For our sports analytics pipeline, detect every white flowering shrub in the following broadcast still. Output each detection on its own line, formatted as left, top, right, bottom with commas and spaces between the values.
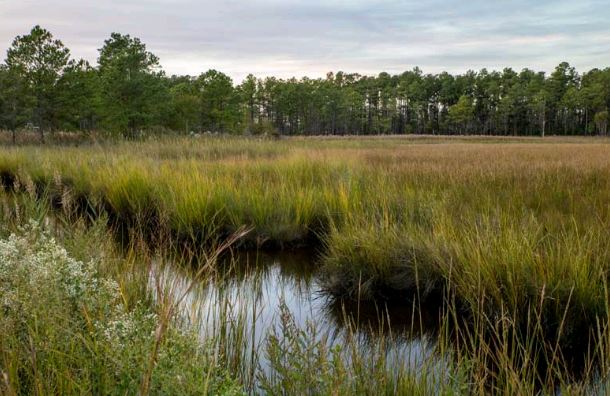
0, 221, 243, 395
0, 221, 120, 338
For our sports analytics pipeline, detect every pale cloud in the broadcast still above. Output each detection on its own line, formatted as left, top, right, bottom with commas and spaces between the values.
0, 0, 608, 82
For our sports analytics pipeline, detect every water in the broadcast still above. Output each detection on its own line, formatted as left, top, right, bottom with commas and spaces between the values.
151, 250, 448, 387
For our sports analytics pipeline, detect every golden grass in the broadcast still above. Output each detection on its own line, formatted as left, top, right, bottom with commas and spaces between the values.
3, 135, 610, 390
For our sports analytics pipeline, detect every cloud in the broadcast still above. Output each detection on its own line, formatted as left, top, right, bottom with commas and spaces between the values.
0, 0, 608, 82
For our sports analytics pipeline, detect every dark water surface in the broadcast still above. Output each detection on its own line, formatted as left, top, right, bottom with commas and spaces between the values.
152, 250, 448, 386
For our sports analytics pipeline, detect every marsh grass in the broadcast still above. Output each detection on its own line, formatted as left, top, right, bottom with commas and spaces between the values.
0, 193, 458, 395
3, 136, 610, 393
0, 194, 247, 395
257, 302, 457, 396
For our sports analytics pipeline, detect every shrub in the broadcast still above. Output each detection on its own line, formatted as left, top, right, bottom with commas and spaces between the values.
0, 221, 243, 395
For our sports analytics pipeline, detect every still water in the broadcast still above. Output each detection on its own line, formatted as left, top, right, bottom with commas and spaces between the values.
151, 250, 448, 386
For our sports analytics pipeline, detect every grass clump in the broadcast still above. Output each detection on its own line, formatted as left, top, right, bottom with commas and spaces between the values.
258, 303, 460, 396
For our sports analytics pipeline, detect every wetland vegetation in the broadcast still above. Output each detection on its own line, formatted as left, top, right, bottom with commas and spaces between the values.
2, 135, 610, 394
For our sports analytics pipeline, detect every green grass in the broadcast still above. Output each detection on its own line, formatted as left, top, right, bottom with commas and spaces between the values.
0, 193, 460, 395
0, 196, 244, 395
2, 135, 610, 393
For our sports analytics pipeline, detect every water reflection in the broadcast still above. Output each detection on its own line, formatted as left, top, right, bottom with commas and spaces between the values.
152, 250, 447, 384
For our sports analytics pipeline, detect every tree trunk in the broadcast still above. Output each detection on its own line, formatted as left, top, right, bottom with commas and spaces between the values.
584, 108, 588, 135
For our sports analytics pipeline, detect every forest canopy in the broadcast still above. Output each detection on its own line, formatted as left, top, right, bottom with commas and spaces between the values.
1, 26, 609, 137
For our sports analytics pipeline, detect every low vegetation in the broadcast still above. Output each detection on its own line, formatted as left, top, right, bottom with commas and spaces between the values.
0, 207, 244, 394
0, 192, 460, 395
3, 135, 610, 393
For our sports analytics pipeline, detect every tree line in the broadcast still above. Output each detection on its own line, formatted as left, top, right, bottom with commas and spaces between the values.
1, 25, 609, 138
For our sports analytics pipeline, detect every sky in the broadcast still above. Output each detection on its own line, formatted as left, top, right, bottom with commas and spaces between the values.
0, 0, 609, 83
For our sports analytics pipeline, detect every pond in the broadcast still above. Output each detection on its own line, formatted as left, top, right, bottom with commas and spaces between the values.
151, 250, 449, 389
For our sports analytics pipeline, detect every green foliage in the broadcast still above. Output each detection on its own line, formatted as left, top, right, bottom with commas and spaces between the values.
447, 95, 474, 133
197, 69, 241, 133
168, 78, 200, 133
55, 59, 100, 130
594, 110, 608, 134
2, 25, 610, 137
0, 65, 31, 134
239, 73, 258, 131
97, 32, 169, 135
249, 119, 279, 136
0, 217, 243, 395
5, 25, 70, 136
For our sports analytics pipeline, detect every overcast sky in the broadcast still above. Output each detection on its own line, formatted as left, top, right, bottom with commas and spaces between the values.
0, 0, 608, 82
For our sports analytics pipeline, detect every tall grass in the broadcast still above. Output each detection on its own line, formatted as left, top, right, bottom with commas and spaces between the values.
0, 193, 459, 395
0, 194, 246, 395
3, 135, 610, 393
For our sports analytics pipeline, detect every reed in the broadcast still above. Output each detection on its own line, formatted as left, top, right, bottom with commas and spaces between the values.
3, 135, 610, 393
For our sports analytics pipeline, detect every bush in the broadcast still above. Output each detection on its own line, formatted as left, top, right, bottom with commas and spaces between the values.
248, 120, 279, 137
0, 221, 243, 395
